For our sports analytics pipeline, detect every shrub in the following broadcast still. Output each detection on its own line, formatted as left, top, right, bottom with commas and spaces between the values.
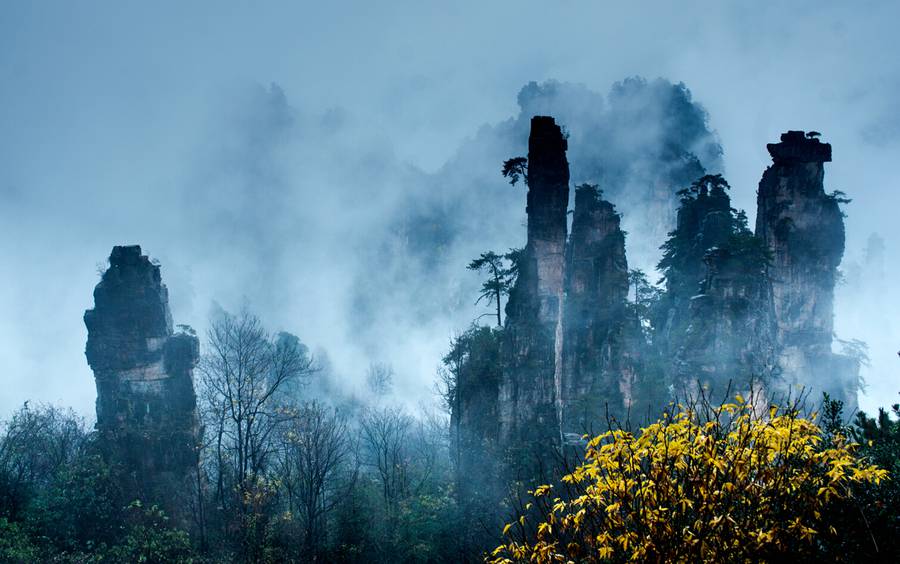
490, 399, 887, 563
0, 517, 39, 563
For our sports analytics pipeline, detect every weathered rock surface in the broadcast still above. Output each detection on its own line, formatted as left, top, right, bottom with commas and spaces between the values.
559, 185, 632, 437
465, 125, 860, 493
661, 178, 733, 324
446, 326, 504, 550
499, 116, 569, 449
450, 328, 503, 457
678, 244, 776, 399
658, 176, 743, 392
85, 245, 199, 502
755, 131, 858, 411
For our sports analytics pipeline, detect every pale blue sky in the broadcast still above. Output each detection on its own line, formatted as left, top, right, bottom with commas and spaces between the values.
1, 1, 898, 417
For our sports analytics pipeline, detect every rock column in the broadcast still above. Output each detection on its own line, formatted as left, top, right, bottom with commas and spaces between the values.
560, 185, 631, 439
499, 116, 570, 450
85, 245, 200, 508
755, 131, 857, 410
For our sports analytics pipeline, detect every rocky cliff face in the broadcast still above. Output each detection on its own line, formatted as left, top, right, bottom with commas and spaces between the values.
658, 176, 743, 390
499, 116, 569, 449
85, 245, 200, 503
660, 178, 733, 313
446, 326, 504, 549
755, 131, 858, 410
471, 125, 859, 489
677, 244, 776, 399
559, 185, 633, 438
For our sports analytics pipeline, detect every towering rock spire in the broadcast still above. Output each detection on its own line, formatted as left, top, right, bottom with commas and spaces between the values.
523, 116, 571, 325
85, 245, 200, 510
755, 131, 858, 410
560, 185, 632, 438
499, 116, 570, 450
658, 175, 743, 389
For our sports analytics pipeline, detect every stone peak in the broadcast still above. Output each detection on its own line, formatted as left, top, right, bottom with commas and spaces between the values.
767, 130, 831, 164
109, 245, 147, 266
529, 115, 568, 152
101, 245, 163, 289
573, 184, 616, 215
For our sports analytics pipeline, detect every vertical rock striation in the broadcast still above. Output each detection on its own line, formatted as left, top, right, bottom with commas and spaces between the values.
755, 131, 858, 411
462, 125, 860, 505
499, 116, 570, 450
85, 245, 200, 505
560, 185, 632, 439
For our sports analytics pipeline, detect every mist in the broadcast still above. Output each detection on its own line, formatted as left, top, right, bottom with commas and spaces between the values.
2, 0, 899, 420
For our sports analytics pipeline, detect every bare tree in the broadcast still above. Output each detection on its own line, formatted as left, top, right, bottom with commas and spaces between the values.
197, 307, 315, 557
359, 406, 439, 512
359, 406, 414, 512
365, 362, 394, 397
277, 401, 354, 557
0, 403, 87, 519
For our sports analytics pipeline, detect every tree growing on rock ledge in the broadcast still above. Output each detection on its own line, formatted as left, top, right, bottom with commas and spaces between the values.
502, 157, 528, 187
467, 250, 519, 327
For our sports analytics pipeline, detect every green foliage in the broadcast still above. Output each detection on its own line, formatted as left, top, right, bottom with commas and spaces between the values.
0, 517, 38, 563
815, 394, 900, 559
853, 400, 900, 469
0, 403, 86, 521
659, 174, 742, 293
105, 502, 195, 564
827, 189, 852, 205
820, 393, 846, 438
7, 299, 897, 564
440, 325, 503, 417
503, 248, 523, 283
723, 228, 771, 272
332, 479, 378, 562
501, 157, 528, 186
467, 251, 518, 327
29, 449, 124, 553
0, 403, 200, 562
439, 325, 508, 559
678, 173, 730, 197
393, 491, 457, 563
655, 172, 771, 388
848, 400, 900, 556
626, 268, 663, 334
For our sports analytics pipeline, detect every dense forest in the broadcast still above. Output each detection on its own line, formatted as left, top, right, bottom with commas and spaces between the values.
2, 111, 899, 563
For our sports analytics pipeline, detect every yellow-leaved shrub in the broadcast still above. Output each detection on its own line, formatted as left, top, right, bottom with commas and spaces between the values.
490, 400, 887, 563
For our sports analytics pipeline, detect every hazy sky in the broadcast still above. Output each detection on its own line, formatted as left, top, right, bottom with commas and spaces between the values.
2, 1, 898, 418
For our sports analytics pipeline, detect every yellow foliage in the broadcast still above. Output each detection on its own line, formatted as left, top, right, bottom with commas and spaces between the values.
489, 400, 887, 563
